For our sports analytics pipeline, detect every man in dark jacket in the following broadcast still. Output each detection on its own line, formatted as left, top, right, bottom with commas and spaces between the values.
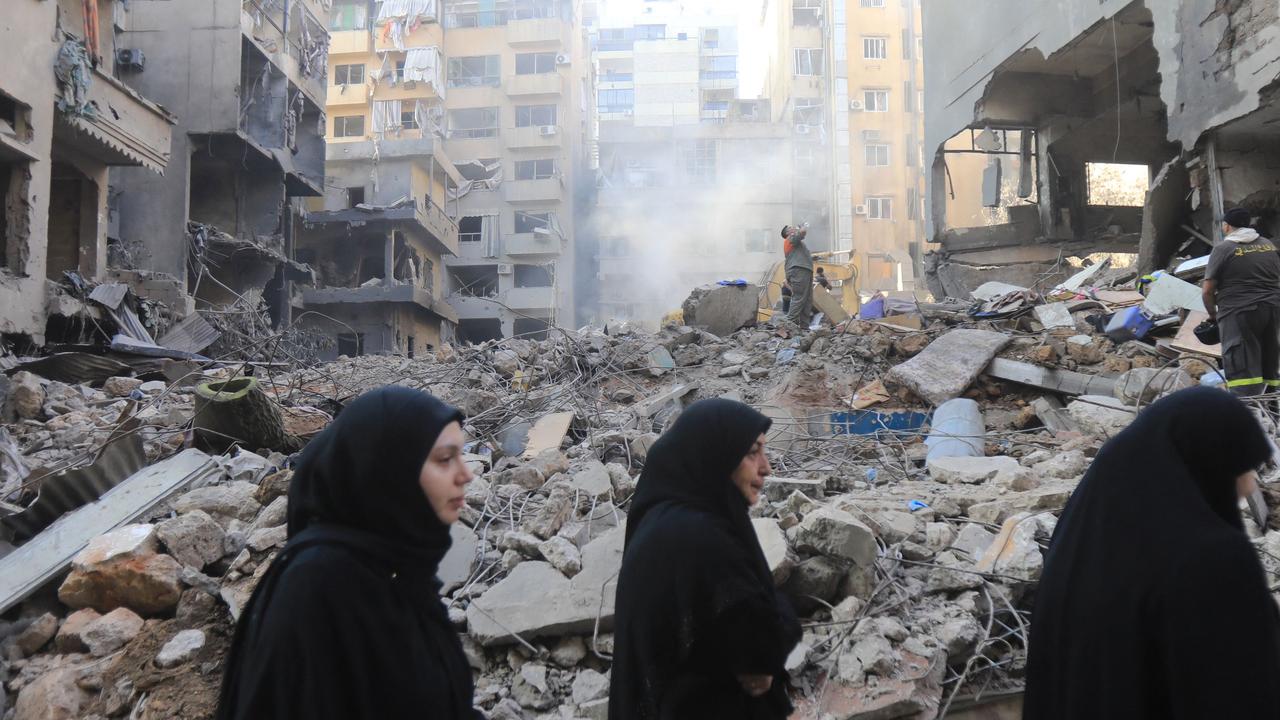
781, 225, 813, 325
1203, 207, 1280, 396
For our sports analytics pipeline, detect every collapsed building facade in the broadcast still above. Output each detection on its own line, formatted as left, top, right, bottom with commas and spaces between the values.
110, 0, 330, 325
923, 0, 1280, 299
1, 0, 173, 345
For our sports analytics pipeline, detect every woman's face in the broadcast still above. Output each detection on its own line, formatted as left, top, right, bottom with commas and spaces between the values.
418, 422, 475, 524
731, 434, 771, 506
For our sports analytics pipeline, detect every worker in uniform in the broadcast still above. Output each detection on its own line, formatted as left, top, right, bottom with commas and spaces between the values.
781, 224, 813, 325
1203, 207, 1280, 396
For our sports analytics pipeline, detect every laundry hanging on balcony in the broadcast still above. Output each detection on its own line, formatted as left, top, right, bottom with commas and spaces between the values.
377, 0, 438, 50
402, 46, 445, 98
449, 160, 504, 201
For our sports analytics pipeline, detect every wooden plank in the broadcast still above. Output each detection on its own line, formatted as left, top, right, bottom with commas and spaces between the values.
521, 412, 575, 460
1091, 290, 1145, 306
0, 449, 219, 614
1169, 310, 1222, 358
876, 314, 923, 330
811, 285, 851, 324
986, 358, 1117, 397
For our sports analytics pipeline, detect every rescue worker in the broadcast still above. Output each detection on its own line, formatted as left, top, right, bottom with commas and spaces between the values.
815, 267, 832, 291
1202, 207, 1280, 396
781, 225, 813, 325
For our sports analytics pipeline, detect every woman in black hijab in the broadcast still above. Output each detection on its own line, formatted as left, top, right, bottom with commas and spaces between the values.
610, 398, 801, 719
216, 386, 482, 720
1025, 387, 1280, 719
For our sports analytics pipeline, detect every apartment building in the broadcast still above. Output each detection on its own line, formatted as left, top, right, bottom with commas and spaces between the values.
842, 0, 923, 292
1, 0, 172, 343
113, 0, 330, 322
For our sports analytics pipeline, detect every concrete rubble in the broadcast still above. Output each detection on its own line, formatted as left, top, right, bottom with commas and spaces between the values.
0, 283, 1273, 719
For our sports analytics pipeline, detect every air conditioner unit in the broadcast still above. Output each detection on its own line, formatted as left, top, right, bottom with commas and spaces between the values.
498, 263, 514, 274
854, 205, 868, 215
793, 124, 811, 135
540, 125, 558, 136
116, 48, 145, 71
556, 53, 571, 65
849, 100, 863, 112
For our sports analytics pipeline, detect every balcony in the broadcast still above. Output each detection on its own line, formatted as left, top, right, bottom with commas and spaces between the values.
301, 284, 459, 322
503, 178, 563, 204
505, 73, 563, 97
507, 286, 556, 310
699, 72, 737, 90
507, 18, 568, 46
330, 30, 372, 55
55, 65, 173, 173
449, 294, 503, 320
306, 200, 459, 256
504, 232, 562, 257
506, 125, 563, 149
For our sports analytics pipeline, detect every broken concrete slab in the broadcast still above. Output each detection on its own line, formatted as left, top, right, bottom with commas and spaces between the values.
681, 283, 760, 337
986, 358, 1117, 397
887, 329, 1009, 405
439, 523, 479, 592
155, 628, 206, 668
793, 649, 945, 720
793, 507, 878, 567
752, 517, 795, 585
1034, 302, 1076, 329
927, 456, 1032, 490
467, 526, 624, 646
1031, 396, 1082, 435
1113, 367, 1194, 405
1067, 395, 1135, 436
570, 461, 613, 499
521, 412, 574, 460
155, 510, 225, 570
82, 607, 144, 656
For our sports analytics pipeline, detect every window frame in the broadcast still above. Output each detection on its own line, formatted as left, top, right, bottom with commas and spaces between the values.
515, 104, 558, 128
865, 143, 891, 167
863, 36, 888, 60
867, 196, 893, 220
333, 63, 365, 85
334, 115, 365, 138
514, 158, 558, 181
794, 48, 825, 76
447, 55, 501, 88
514, 210, 553, 234
448, 107, 499, 138
863, 89, 889, 112
515, 52, 558, 75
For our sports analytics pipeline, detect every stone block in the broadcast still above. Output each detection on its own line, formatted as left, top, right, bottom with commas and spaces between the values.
886, 329, 1009, 405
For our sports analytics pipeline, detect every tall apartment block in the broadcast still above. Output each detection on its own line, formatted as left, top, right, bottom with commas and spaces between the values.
113, 0, 331, 322
1, 0, 172, 343
309, 0, 591, 349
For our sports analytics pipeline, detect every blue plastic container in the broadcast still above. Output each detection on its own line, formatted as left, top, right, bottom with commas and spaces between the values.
1104, 306, 1155, 343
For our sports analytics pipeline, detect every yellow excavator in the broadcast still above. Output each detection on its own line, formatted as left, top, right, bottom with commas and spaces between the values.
660, 251, 861, 326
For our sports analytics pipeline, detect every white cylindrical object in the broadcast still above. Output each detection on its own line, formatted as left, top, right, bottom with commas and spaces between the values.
925, 398, 985, 461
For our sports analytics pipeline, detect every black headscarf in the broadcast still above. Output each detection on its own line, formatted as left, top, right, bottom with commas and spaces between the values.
1025, 387, 1280, 719
217, 386, 481, 720
610, 399, 801, 720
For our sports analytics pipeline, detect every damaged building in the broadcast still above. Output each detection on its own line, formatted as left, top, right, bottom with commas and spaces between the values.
110, 0, 330, 325
923, 0, 1280, 299
0, 0, 173, 345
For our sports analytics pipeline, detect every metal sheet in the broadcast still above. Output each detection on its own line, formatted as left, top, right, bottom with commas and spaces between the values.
11, 353, 132, 384
88, 283, 129, 310
156, 313, 221, 355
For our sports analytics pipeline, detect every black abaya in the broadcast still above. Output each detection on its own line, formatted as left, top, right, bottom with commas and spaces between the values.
610, 399, 802, 720
216, 387, 481, 720
1024, 387, 1280, 719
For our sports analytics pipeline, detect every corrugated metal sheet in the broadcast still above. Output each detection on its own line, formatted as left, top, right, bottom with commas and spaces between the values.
2, 431, 147, 541
157, 313, 221, 355
12, 353, 132, 384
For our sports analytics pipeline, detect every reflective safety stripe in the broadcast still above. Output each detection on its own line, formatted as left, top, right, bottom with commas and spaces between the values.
1226, 377, 1266, 388
1268, 380, 1280, 387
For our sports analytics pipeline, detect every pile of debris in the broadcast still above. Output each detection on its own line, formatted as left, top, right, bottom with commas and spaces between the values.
0, 272, 1271, 720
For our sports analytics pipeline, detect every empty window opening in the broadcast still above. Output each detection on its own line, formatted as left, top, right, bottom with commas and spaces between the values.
337, 332, 364, 357
459, 215, 483, 243
457, 318, 503, 344
514, 263, 554, 287
793, 0, 821, 25
515, 210, 552, 234
1087, 162, 1149, 207
407, 336, 416, 358
450, 265, 499, 297
347, 187, 365, 207
448, 56, 501, 87
449, 107, 499, 138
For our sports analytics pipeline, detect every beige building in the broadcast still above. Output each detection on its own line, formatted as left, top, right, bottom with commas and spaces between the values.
1, 0, 172, 343
311, 0, 592, 347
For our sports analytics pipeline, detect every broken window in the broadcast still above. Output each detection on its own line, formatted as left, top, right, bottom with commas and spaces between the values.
516, 52, 558, 75
450, 265, 499, 297
863, 36, 887, 60
337, 332, 364, 356
449, 107, 498, 138
597, 89, 634, 114
794, 48, 824, 76
457, 318, 503, 343
347, 187, 365, 207
515, 210, 552, 234
793, 0, 821, 26
793, 98, 823, 127
682, 139, 717, 184
334, 64, 365, 85
1086, 162, 1149, 207
514, 263, 553, 288
863, 89, 889, 112
515, 158, 557, 180
330, 1, 368, 30
867, 196, 893, 220
516, 104, 557, 127
459, 215, 483, 243
401, 101, 419, 129
334, 115, 365, 138
447, 56, 500, 87
745, 229, 771, 253
865, 143, 890, 167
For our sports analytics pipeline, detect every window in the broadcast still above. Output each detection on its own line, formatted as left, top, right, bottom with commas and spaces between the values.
337, 333, 364, 356
745, 229, 772, 253
459, 216, 483, 243
395, 61, 406, 82
861, 0, 885, 6
863, 36, 888, 60
347, 187, 365, 207
793, 0, 821, 25
682, 139, 717, 184
515, 104, 557, 127
794, 48, 824, 76
636, 24, 665, 40
447, 56, 500, 87
598, 89, 634, 113
330, 0, 368, 30
1086, 162, 1150, 206
448, 107, 498, 138
865, 143, 890, 166
702, 55, 736, 81
863, 89, 889, 112
702, 28, 719, 48
401, 101, 419, 129
514, 264, 554, 288
598, 28, 634, 51
516, 52, 558, 75
515, 211, 552, 233
334, 115, 364, 138
515, 158, 557, 180
334, 64, 365, 85
867, 196, 893, 220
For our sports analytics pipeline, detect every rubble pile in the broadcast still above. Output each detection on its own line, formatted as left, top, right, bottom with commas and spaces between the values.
0, 274, 1274, 719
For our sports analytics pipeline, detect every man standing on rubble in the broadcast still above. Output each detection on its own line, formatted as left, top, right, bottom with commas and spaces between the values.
1202, 207, 1280, 396
781, 224, 814, 325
